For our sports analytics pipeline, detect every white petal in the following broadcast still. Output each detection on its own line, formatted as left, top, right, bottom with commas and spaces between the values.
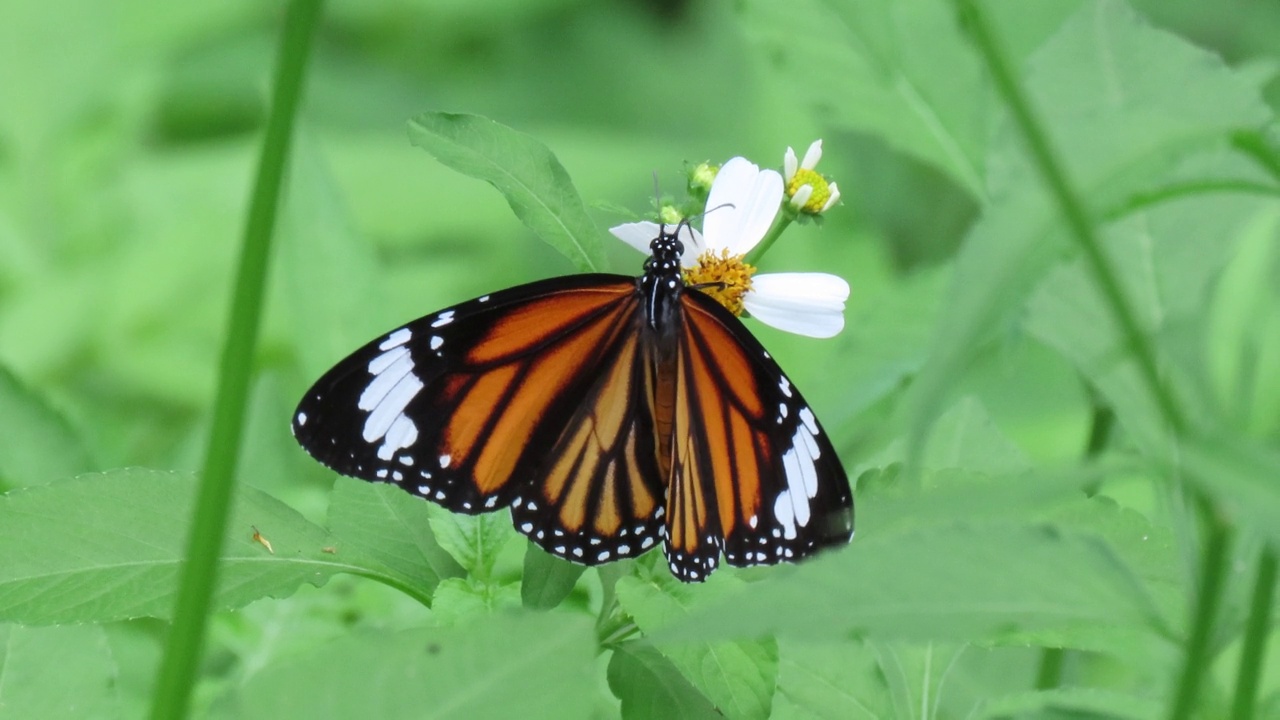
702, 157, 783, 256
801, 139, 823, 170
610, 221, 704, 262
743, 272, 849, 338
609, 222, 660, 256
790, 184, 813, 210
784, 146, 798, 182
822, 183, 841, 212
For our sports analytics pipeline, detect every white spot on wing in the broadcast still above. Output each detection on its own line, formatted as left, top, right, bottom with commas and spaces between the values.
439, 454, 452, 468
379, 328, 412, 350
431, 310, 456, 328
779, 376, 792, 397
799, 406, 818, 435
774, 487, 798, 541
366, 346, 409, 378
296, 411, 307, 426
430, 336, 444, 351
377, 414, 419, 461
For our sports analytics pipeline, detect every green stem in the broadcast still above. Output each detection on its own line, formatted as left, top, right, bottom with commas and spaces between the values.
952, 0, 1186, 436
1169, 502, 1231, 720
1230, 546, 1277, 720
148, 2, 322, 718
952, 3, 1240, 715
744, 213, 794, 267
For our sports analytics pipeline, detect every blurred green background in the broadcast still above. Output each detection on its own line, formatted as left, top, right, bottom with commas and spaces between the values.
2, 0, 1280, 718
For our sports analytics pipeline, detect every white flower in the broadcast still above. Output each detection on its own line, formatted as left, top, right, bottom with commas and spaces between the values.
784, 140, 840, 214
609, 156, 848, 338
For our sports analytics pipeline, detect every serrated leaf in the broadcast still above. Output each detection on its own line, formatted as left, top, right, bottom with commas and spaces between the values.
773, 638, 893, 720
521, 546, 585, 610
608, 642, 720, 720
0, 623, 119, 720
429, 577, 522, 626
742, 0, 987, 197
408, 112, 605, 272
906, 0, 1272, 458
656, 523, 1157, 646
427, 504, 515, 581
616, 574, 777, 720
0, 469, 351, 624
327, 480, 464, 595
224, 612, 597, 720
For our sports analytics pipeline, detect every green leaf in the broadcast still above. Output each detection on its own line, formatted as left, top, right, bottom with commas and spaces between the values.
1182, 432, 1280, 546
0, 469, 349, 624
741, 0, 989, 198
0, 623, 119, 719
427, 504, 515, 582
656, 523, 1157, 646
521, 546, 585, 610
225, 612, 597, 720
975, 687, 1161, 719
408, 112, 605, 272
608, 642, 721, 720
327, 480, 465, 596
906, 0, 1272, 456
429, 577, 522, 626
0, 364, 93, 488
616, 574, 777, 720
773, 638, 894, 720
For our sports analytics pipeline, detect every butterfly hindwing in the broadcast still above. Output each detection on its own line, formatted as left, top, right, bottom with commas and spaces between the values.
508, 317, 667, 564
663, 289, 853, 581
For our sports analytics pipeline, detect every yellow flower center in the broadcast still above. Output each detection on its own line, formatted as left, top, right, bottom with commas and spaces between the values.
787, 168, 831, 213
682, 249, 756, 316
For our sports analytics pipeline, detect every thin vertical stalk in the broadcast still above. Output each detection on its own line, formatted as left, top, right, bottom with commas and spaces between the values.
949, 2, 1232, 716
1170, 503, 1231, 720
1230, 547, 1277, 720
951, 0, 1184, 436
149, 1, 322, 717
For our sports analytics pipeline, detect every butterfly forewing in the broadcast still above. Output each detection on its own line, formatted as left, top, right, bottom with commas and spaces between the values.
295, 275, 636, 512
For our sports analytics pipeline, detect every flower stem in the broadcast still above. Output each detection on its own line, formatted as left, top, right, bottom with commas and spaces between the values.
1169, 501, 1231, 720
744, 213, 794, 266
148, 2, 322, 718
1230, 546, 1277, 720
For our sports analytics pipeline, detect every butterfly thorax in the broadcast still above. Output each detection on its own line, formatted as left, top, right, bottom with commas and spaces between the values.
638, 226, 686, 480
638, 226, 686, 337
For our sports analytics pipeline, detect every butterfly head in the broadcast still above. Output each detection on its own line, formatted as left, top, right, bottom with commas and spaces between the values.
639, 223, 690, 334
648, 223, 685, 264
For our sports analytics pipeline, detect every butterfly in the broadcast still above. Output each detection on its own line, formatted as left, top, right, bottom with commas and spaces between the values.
292, 223, 854, 582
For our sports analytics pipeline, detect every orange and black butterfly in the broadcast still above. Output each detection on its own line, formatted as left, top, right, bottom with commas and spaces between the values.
292, 224, 853, 582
